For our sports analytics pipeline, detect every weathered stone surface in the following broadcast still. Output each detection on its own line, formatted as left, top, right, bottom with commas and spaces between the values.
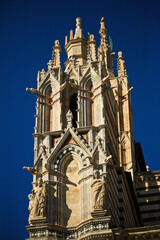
24, 17, 160, 240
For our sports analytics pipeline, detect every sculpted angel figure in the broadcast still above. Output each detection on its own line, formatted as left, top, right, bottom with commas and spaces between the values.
91, 170, 107, 210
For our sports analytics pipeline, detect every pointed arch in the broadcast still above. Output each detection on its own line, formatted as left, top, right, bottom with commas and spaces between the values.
79, 76, 94, 127
50, 144, 90, 172
49, 144, 90, 227
38, 80, 52, 132
38, 76, 61, 132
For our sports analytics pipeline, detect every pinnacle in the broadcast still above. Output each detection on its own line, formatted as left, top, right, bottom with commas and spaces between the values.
74, 17, 84, 39
118, 51, 123, 58
100, 17, 106, 30
99, 17, 108, 36
76, 17, 82, 29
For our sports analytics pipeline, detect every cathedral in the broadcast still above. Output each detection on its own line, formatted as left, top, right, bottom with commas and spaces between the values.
24, 17, 160, 240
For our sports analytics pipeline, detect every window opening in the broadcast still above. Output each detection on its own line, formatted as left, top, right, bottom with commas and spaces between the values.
69, 93, 78, 128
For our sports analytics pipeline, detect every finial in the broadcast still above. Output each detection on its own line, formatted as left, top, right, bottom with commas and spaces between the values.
98, 17, 109, 64
52, 40, 61, 68
118, 51, 123, 58
70, 30, 73, 40
100, 17, 106, 30
99, 17, 108, 36
74, 17, 83, 39
88, 33, 96, 61
54, 40, 60, 47
88, 33, 95, 41
117, 51, 127, 76
76, 17, 82, 28
65, 35, 68, 45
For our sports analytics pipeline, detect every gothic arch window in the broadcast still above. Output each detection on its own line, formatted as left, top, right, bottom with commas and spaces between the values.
69, 93, 78, 128
86, 81, 94, 126
90, 85, 94, 126
45, 84, 52, 131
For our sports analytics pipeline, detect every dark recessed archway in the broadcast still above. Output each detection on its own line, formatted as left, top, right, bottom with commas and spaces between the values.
69, 93, 78, 128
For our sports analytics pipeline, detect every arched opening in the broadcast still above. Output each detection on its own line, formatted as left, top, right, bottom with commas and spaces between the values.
45, 85, 52, 131
86, 82, 94, 126
69, 93, 78, 128
90, 85, 94, 126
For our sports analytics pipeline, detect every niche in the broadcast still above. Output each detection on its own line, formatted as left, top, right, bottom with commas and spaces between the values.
63, 157, 81, 227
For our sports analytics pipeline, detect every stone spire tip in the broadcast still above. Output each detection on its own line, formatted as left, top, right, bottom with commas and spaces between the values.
74, 17, 83, 39
99, 17, 108, 36
118, 51, 123, 58
76, 17, 82, 28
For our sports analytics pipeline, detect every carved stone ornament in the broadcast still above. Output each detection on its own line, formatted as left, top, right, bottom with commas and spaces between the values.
87, 53, 92, 66
66, 109, 73, 128
91, 170, 107, 211
28, 178, 47, 223
117, 51, 127, 77
39, 143, 47, 158
69, 56, 76, 68
95, 135, 102, 146
23, 166, 41, 176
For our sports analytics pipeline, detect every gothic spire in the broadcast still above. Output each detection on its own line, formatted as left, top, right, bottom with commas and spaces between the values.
98, 17, 109, 66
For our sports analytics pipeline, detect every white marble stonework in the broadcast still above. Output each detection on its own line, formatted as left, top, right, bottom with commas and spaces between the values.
24, 17, 160, 240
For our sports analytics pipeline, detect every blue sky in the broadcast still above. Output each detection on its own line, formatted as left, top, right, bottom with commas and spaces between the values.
0, 0, 160, 239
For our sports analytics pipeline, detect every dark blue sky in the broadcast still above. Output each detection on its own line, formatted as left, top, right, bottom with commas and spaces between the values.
0, 0, 160, 239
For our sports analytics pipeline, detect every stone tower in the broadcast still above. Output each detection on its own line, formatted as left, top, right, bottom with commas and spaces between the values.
24, 18, 160, 240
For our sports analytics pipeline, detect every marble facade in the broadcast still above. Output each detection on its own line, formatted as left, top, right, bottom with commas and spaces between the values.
24, 17, 160, 240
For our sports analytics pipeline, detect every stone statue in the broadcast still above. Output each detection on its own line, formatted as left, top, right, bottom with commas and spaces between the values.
95, 135, 101, 146
66, 109, 73, 128
91, 170, 106, 210
28, 193, 34, 224
28, 178, 47, 221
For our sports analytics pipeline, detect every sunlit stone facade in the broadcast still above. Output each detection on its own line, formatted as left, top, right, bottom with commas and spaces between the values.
24, 17, 160, 240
